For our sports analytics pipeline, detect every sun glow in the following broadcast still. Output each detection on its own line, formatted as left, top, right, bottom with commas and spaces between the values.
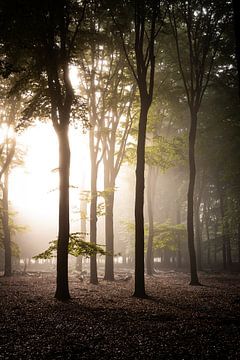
0, 123, 15, 144
69, 65, 81, 90
7, 65, 131, 258
9, 122, 91, 255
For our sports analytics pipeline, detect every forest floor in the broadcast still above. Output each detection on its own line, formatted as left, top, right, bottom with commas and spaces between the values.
0, 270, 240, 359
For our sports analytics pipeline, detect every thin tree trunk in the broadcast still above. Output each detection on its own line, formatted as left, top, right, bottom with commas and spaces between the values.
146, 166, 154, 276
225, 222, 232, 267
218, 186, 227, 270
134, 103, 149, 297
55, 125, 71, 301
194, 172, 205, 271
104, 191, 114, 281
90, 132, 98, 285
205, 211, 211, 267
103, 134, 115, 281
222, 234, 227, 270
226, 238, 232, 267
187, 110, 200, 285
76, 256, 82, 272
2, 171, 11, 276
76, 195, 87, 272
194, 204, 202, 271
176, 201, 182, 268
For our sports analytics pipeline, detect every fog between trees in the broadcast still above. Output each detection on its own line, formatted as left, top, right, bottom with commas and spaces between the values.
0, 0, 239, 300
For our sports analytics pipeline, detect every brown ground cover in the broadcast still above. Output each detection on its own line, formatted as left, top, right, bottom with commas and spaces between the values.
0, 271, 240, 359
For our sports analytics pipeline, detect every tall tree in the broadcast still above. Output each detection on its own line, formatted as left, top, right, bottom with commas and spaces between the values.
0, 86, 21, 276
111, 0, 161, 297
78, 4, 113, 284
102, 75, 135, 281
78, 3, 135, 282
0, 98, 17, 276
0, 0, 86, 299
168, 0, 230, 285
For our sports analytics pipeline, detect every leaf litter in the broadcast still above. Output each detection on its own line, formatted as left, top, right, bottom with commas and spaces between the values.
0, 270, 240, 359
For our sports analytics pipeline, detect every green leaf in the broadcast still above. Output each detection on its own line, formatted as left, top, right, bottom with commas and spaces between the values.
33, 232, 107, 260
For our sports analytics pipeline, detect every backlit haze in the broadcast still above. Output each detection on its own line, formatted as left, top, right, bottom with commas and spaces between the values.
9, 122, 134, 260
9, 124, 87, 257
7, 66, 135, 261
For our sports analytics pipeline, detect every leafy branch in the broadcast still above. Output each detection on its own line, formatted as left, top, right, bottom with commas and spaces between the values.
33, 232, 107, 260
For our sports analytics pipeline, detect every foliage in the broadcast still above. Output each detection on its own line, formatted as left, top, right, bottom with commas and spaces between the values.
119, 220, 187, 253
125, 135, 184, 171
33, 232, 107, 260
153, 221, 187, 251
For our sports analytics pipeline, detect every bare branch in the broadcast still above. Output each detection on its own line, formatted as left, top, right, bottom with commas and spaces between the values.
168, 5, 190, 106
110, 8, 138, 82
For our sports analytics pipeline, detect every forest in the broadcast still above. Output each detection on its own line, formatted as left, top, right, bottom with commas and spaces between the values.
0, 0, 240, 359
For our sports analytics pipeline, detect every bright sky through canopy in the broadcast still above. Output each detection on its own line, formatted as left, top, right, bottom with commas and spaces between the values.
9, 122, 91, 255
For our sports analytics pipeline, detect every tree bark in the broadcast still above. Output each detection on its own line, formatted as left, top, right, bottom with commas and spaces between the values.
146, 166, 154, 276
76, 191, 87, 272
218, 185, 227, 270
89, 131, 98, 285
130, 0, 157, 297
205, 209, 211, 267
187, 110, 200, 285
194, 172, 205, 271
176, 202, 182, 268
134, 102, 149, 297
103, 132, 115, 281
225, 222, 232, 267
2, 171, 12, 276
104, 191, 115, 281
54, 125, 71, 301
194, 204, 202, 271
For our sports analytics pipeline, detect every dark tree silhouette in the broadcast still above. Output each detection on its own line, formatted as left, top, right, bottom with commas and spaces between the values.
168, 0, 230, 285
0, 0, 86, 300
0, 98, 18, 277
111, 0, 161, 297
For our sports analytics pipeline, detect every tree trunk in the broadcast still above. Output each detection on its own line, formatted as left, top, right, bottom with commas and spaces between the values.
76, 256, 82, 272
176, 202, 182, 268
2, 171, 12, 276
226, 238, 232, 267
214, 222, 218, 266
90, 133, 98, 285
104, 191, 114, 281
205, 212, 211, 267
76, 191, 87, 272
194, 172, 205, 271
103, 134, 115, 281
54, 125, 71, 301
222, 235, 227, 270
218, 187, 227, 270
225, 222, 232, 267
187, 110, 200, 285
194, 203, 202, 271
134, 103, 149, 298
146, 166, 154, 276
